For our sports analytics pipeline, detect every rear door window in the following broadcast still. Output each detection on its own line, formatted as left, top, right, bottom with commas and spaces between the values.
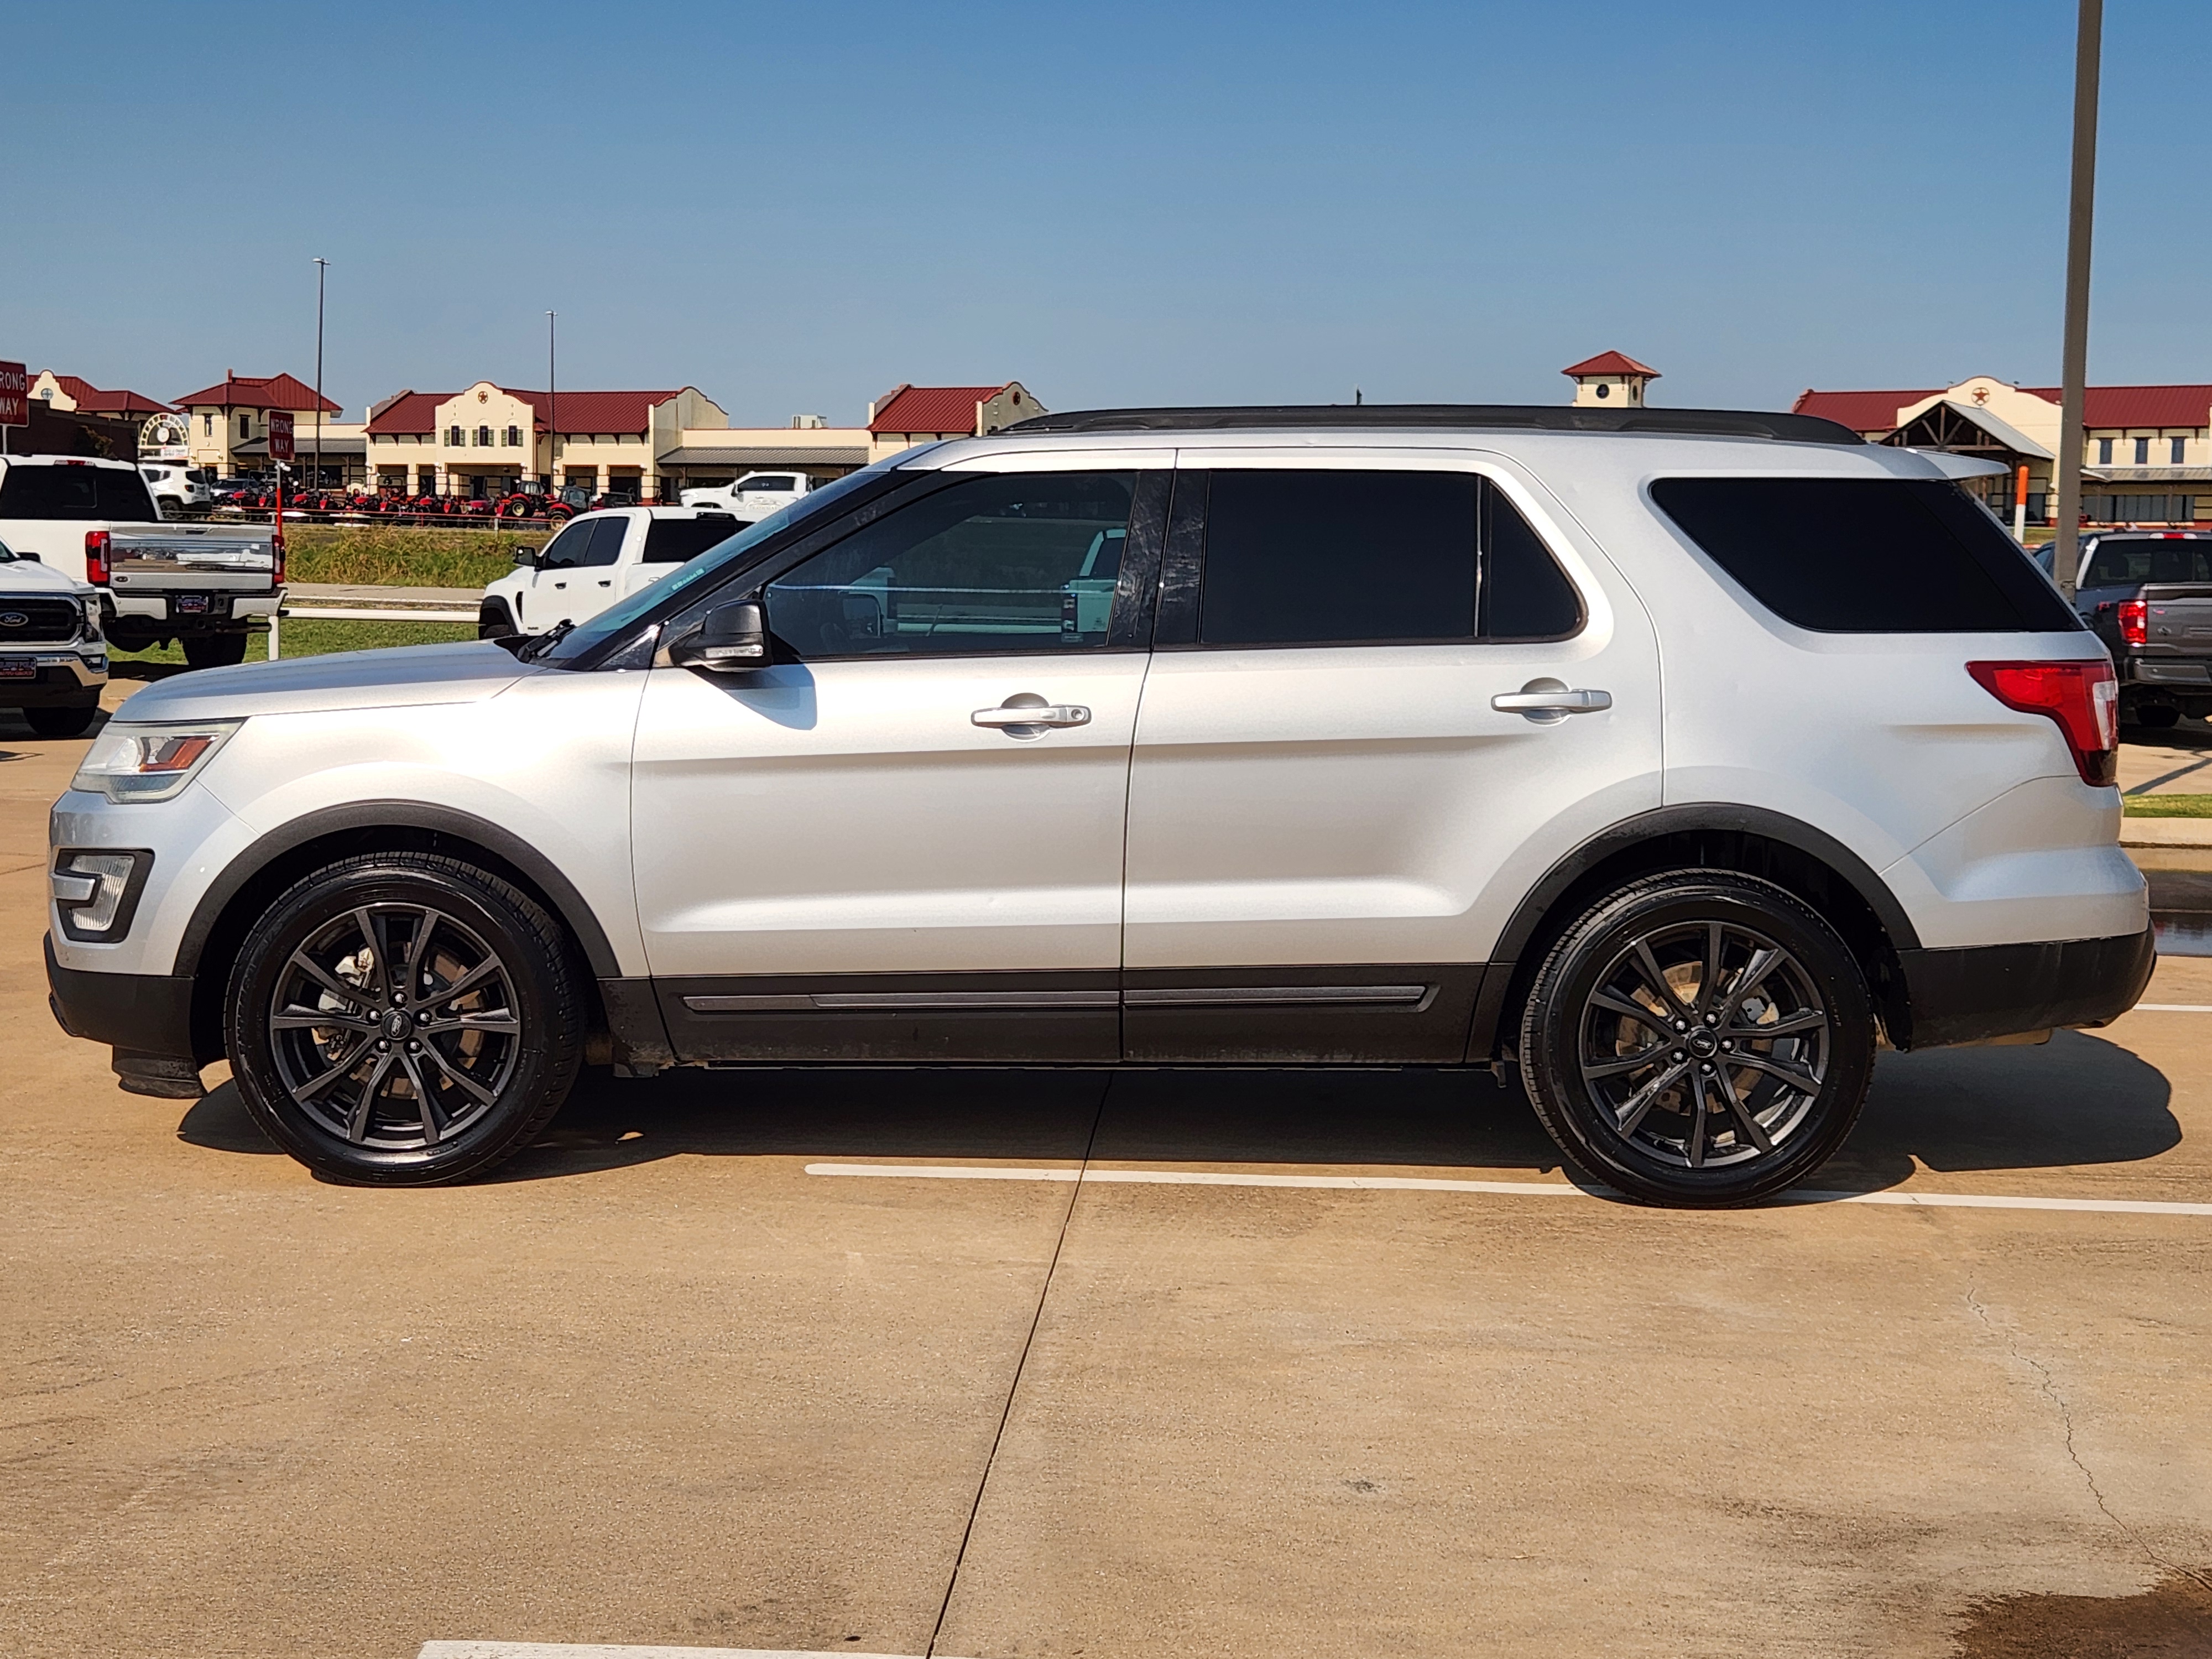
1191, 469, 1580, 646
643, 517, 740, 564
1651, 477, 2079, 633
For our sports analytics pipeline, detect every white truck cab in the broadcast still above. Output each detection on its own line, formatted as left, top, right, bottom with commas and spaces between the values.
677, 471, 818, 520
478, 507, 743, 638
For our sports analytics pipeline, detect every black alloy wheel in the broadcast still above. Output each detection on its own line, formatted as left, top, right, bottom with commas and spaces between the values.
1518, 870, 1875, 1207
227, 852, 585, 1185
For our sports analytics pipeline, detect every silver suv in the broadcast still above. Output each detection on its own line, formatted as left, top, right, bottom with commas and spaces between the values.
45, 405, 2151, 1205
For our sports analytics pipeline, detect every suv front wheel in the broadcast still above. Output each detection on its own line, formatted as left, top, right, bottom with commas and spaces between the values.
226, 852, 585, 1185
1518, 871, 1875, 1207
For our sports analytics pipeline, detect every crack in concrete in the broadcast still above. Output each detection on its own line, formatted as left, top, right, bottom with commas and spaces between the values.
1965, 1285, 2212, 1597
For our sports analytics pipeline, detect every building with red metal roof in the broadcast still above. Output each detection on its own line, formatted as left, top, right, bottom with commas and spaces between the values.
867, 382, 1045, 461
1562, 352, 1660, 409
1794, 374, 2212, 529
360, 380, 728, 500
27, 371, 171, 418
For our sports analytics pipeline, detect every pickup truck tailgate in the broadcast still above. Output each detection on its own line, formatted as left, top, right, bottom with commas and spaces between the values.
107, 525, 276, 593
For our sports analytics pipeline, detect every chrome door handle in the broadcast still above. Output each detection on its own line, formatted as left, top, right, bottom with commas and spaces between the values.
1492, 679, 1611, 723
973, 702, 1091, 729
1491, 689, 1610, 712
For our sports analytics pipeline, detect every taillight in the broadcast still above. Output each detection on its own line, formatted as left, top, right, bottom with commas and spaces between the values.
1968, 659, 2119, 786
84, 530, 111, 585
2117, 599, 2147, 646
270, 529, 285, 586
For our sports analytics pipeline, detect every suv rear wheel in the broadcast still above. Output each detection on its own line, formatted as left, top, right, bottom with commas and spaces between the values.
226, 852, 585, 1185
1518, 871, 1875, 1207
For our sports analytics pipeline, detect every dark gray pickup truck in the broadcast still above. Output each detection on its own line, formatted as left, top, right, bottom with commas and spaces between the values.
2041, 531, 2212, 729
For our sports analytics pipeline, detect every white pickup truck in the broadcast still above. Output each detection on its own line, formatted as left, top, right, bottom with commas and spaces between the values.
0, 455, 281, 669
0, 533, 107, 736
676, 469, 820, 520
478, 506, 742, 638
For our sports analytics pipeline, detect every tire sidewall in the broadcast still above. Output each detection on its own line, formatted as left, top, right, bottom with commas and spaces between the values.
1522, 874, 1875, 1206
227, 857, 577, 1184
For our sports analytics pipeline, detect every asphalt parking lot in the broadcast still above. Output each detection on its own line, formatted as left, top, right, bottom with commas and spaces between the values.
4, 692, 2210, 1659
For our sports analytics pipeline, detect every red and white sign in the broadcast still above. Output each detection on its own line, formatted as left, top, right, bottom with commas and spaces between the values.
267, 409, 294, 461
0, 361, 27, 427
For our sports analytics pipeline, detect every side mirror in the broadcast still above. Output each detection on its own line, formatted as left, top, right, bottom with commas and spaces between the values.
670, 599, 769, 671
513, 547, 540, 566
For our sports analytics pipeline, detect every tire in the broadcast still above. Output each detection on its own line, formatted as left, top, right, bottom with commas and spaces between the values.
2132, 704, 2181, 731
182, 633, 249, 670
24, 702, 98, 738
225, 852, 586, 1185
478, 597, 519, 640
1517, 870, 1876, 1208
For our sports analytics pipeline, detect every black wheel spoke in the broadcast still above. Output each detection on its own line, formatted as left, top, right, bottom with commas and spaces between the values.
420, 1044, 499, 1108
1728, 1008, 1825, 1039
1582, 1041, 1672, 1081
1696, 922, 1724, 1013
1614, 1058, 1691, 1136
1685, 1073, 1709, 1167
295, 1040, 369, 1100
1633, 940, 1690, 1018
271, 1004, 378, 1033
423, 1009, 521, 1037
402, 909, 445, 1000
431, 956, 503, 1006
286, 951, 367, 1010
345, 1052, 396, 1142
352, 908, 390, 995
1731, 1051, 1822, 1094
1590, 989, 1667, 1030
1712, 1064, 1775, 1154
397, 1050, 442, 1146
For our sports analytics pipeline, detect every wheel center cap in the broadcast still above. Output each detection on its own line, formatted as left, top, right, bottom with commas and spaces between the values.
1687, 1029, 1719, 1058
381, 1009, 412, 1040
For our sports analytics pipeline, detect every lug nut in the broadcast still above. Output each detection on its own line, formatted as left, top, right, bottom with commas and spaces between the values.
408, 1041, 420, 1052
1672, 1050, 1686, 1061
1721, 1039, 1734, 1051
416, 1010, 431, 1025
1673, 1018, 1688, 1031
377, 1039, 390, 1051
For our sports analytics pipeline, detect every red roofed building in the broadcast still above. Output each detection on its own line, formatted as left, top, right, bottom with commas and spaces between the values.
27, 371, 171, 418
1793, 374, 2212, 528
1562, 351, 1659, 409
867, 382, 1045, 461
361, 380, 728, 500
174, 371, 347, 477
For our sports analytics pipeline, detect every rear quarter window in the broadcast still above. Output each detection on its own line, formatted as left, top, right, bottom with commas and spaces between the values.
1651, 476, 2079, 634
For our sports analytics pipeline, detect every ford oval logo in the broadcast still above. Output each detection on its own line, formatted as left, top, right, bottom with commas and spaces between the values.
0, 612, 27, 628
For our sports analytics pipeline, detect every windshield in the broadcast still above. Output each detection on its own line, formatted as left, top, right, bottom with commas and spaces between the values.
540, 463, 896, 666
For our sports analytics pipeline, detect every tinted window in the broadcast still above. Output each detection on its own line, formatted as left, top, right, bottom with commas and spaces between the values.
540, 516, 627, 570
766, 471, 1134, 658
1651, 477, 2079, 634
0, 464, 156, 523
1196, 469, 1579, 646
2082, 538, 2212, 588
745, 476, 797, 491
643, 516, 740, 565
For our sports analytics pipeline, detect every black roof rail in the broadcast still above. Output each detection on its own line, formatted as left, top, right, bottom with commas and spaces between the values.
999, 403, 1865, 446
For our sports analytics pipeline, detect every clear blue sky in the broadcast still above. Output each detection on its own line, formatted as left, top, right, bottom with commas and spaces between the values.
8, 1, 2207, 426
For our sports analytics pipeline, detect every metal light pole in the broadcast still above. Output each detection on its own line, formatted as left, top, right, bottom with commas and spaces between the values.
2052, 0, 2102, 598
546, 310, 557, 495
312, 257, 328, 492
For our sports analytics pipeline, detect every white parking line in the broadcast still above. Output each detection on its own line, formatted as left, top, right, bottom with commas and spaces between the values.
2132, 1003, 2212, 1012
803, 1162, 2212, 1217
420, 1645, 933, 1659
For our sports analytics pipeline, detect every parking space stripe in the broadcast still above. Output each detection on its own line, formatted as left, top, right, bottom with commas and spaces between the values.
2131, 1003, 2212, 1011
419, 1645, 935, 1659
802, 1162, 2212, 1216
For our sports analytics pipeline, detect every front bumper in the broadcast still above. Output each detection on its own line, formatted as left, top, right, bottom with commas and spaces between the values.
45, 932, 208, 1095
0, 656, 106, 705
1891, 926, 2156, 1050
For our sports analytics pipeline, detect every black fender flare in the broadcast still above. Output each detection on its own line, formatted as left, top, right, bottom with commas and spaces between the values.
174, 800, 625, 981
1468, 803, 1919, 1060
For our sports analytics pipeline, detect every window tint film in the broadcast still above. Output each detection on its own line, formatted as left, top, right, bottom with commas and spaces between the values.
2082, 538, 2212, 588
766, 471, 1134, 658
579, 517, 629, 566
1194, 469, 1580, 646
1651, 477, 2080, 634
0, 465, 155, 523
643, 517, 740, 565
535, 519, 596, 571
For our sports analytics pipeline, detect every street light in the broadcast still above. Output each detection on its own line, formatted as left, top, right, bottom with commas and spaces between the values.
312, 257, 329, 492
546, 310, 557, 497
2052, 0, 2102, 599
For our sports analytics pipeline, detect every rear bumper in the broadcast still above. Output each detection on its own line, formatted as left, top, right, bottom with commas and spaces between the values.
1891, 926, 2156, 1050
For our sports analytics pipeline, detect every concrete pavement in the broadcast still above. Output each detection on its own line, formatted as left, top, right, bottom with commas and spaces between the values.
3, 705, 2209, 1659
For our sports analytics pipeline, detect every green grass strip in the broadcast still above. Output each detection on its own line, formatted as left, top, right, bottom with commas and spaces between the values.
2122, 793, 2212, 818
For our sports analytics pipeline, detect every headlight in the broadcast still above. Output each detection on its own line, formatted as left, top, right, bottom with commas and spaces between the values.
71, 720, 241, 802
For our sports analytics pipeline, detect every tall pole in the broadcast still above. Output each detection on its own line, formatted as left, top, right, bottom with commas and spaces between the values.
312, 257, 328, 493
547, 310, 557, 495
2052, 0, 2101, 598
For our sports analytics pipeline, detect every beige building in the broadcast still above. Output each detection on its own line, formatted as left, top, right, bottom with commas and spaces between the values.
1794, 376, 2212, 526
866, 382, 1045, 461
1561, 351, 1659, 408
173, 372, 347, 478
27, 371, 170, 421
363, 383, 727, 501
